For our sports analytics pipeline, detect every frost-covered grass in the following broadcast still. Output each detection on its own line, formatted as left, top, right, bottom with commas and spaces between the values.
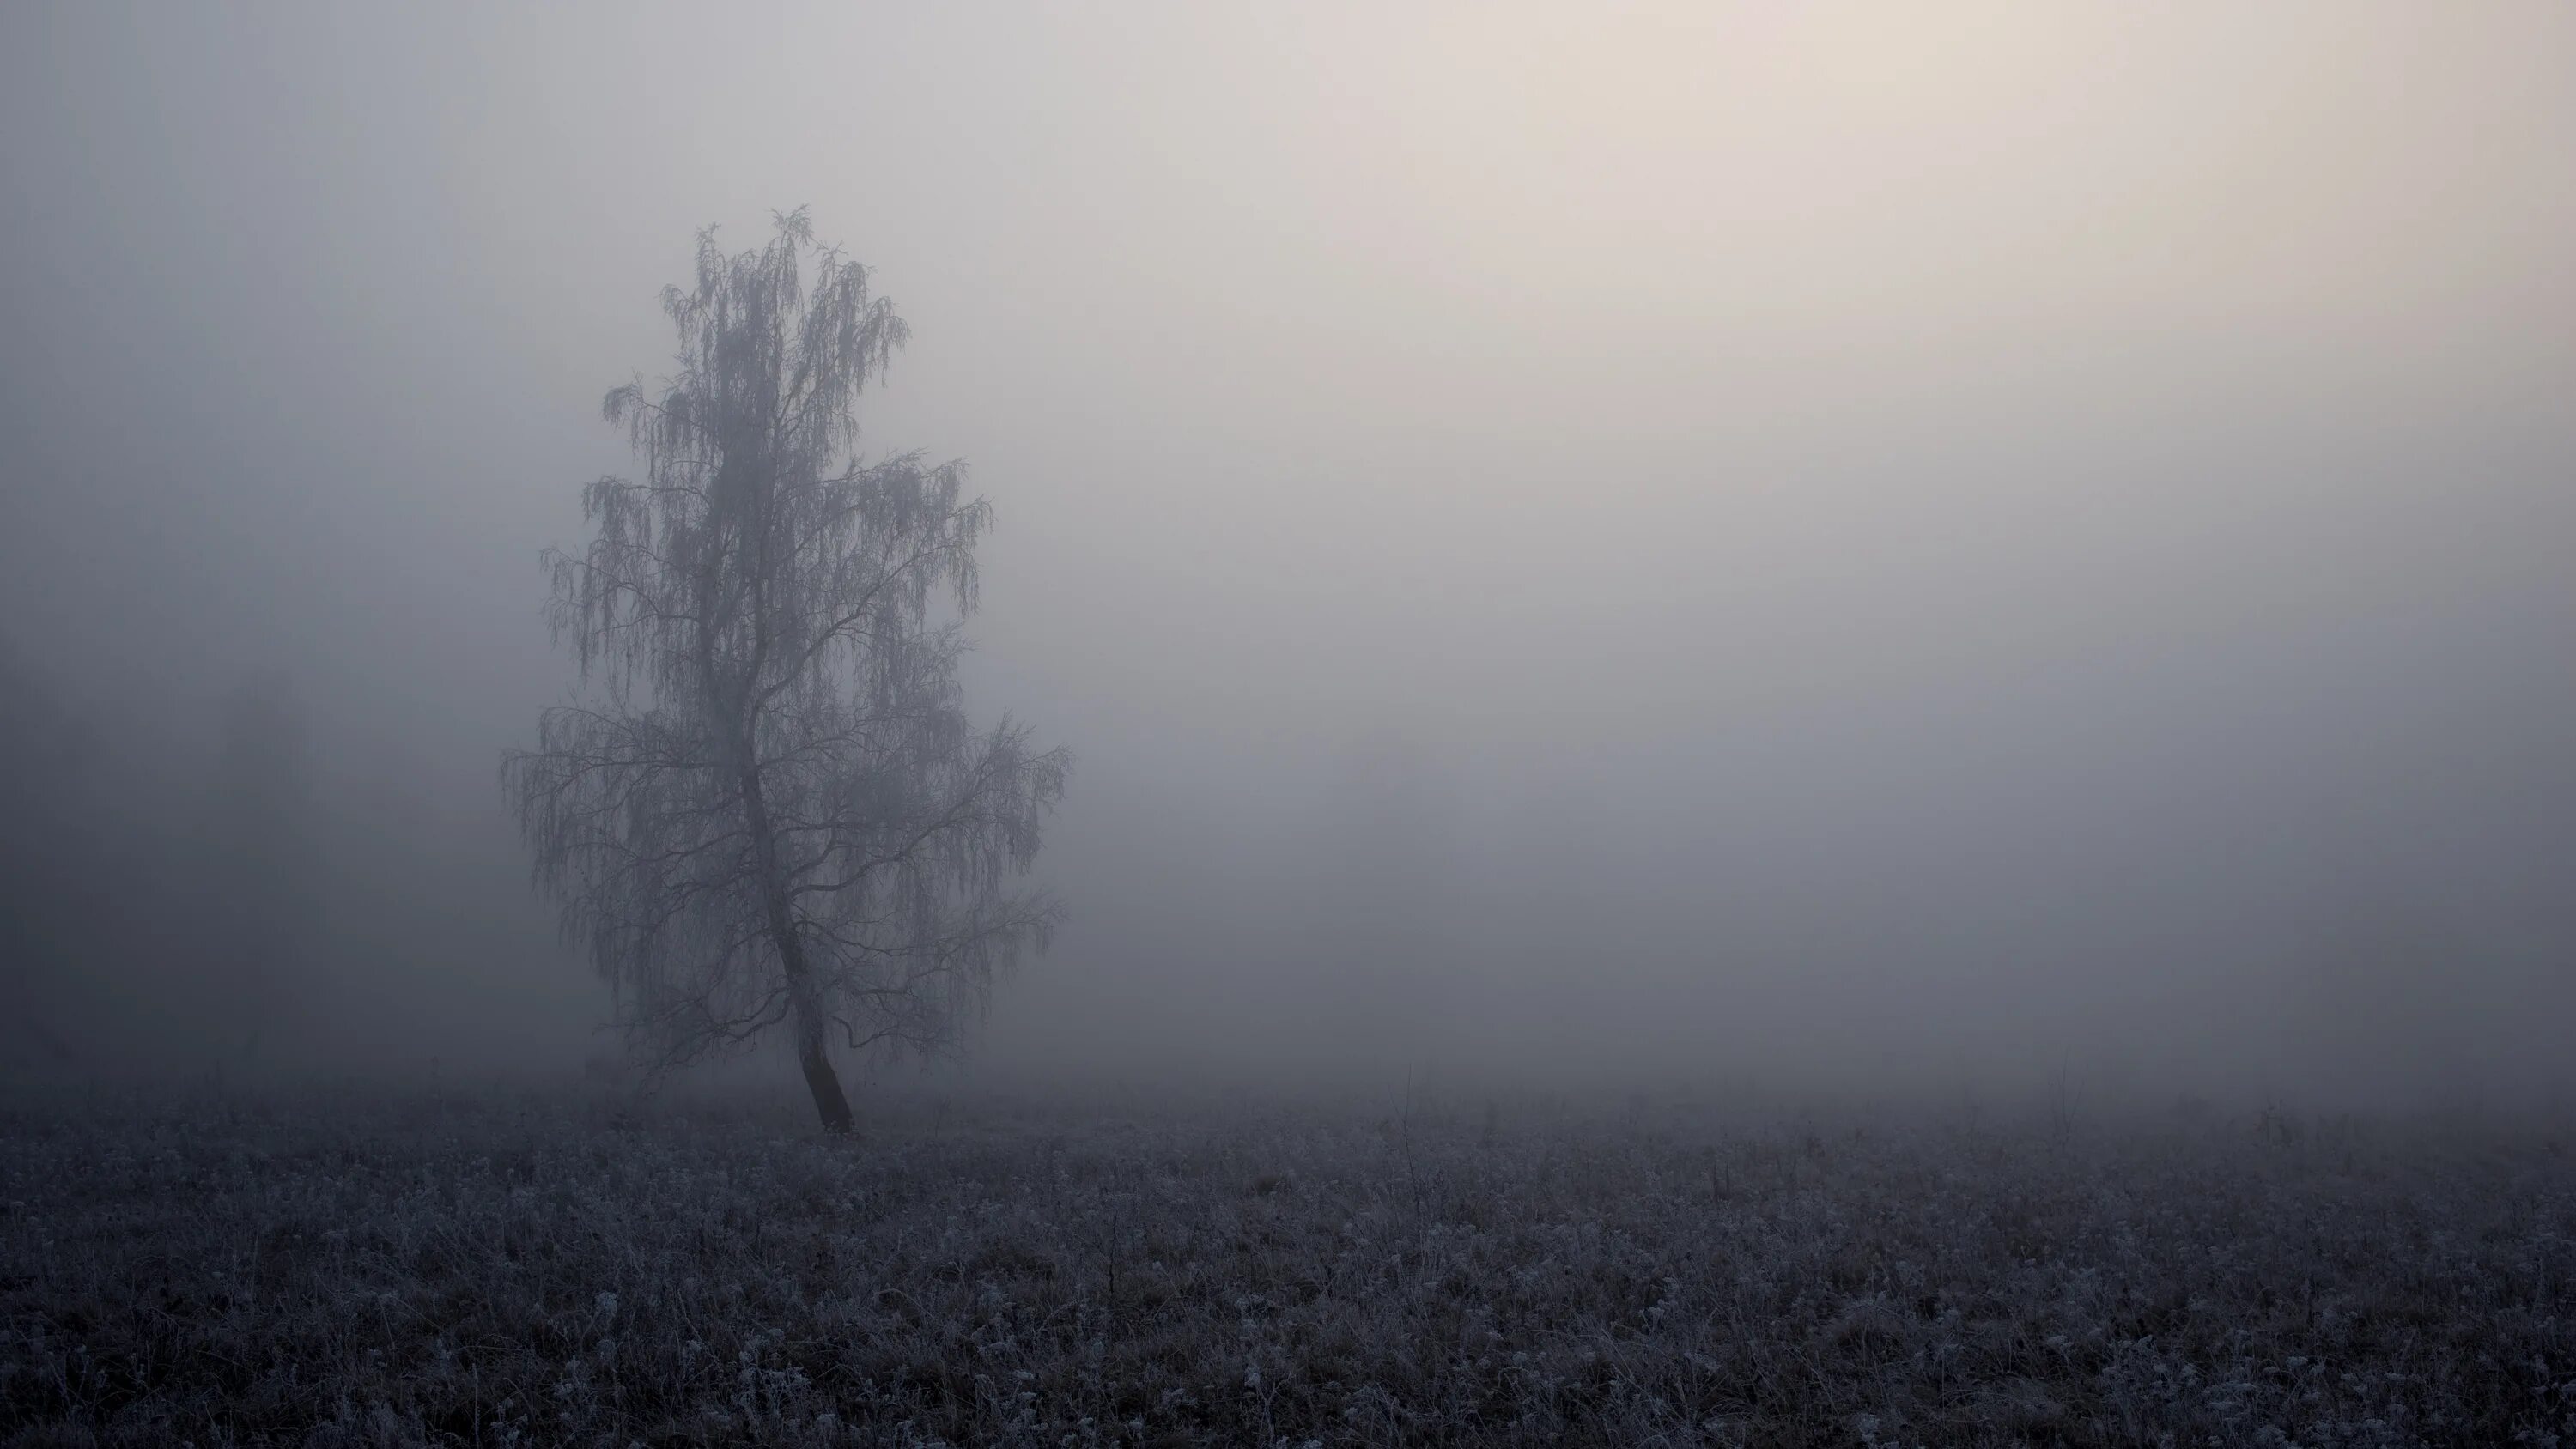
3, 1084, 2572, 1447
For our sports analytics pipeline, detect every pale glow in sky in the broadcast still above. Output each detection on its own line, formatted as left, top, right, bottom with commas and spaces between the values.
3, 2, 2572, 1100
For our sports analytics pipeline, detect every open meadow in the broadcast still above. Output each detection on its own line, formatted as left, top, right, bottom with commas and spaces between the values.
4, 1084, 2571, 1447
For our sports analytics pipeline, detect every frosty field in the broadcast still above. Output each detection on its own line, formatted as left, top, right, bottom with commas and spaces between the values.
3, 1086, 2571, 1447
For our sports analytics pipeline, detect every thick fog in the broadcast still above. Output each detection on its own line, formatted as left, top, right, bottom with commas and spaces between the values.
4, 3, 2572, 1109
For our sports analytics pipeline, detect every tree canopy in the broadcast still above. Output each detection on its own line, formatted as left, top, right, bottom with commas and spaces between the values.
503, 210, 1066, 1131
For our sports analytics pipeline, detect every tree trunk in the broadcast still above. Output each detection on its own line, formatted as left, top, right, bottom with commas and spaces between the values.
796, 1022, 855, 1135
739, 762, 857, 1134
776, 922, 856, 1134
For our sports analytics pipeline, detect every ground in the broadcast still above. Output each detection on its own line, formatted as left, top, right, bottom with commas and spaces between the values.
3, 1083, 2571, 1447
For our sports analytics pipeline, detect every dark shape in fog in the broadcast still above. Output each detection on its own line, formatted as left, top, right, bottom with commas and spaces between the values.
501, 212, 1067, 1132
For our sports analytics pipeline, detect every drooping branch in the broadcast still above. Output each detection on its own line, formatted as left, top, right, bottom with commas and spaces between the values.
501, 210, 1066, 1121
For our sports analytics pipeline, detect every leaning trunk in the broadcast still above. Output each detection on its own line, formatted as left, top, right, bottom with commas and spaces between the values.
793, 1007, 854, 1135
738, 762, 856, 1134
772, 884, 855, 1134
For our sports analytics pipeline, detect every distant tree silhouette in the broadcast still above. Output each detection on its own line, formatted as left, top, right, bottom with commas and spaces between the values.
504, 211, 1066, 1132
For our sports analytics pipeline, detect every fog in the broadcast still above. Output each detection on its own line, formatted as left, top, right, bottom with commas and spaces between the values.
4, 2, 2572, 1111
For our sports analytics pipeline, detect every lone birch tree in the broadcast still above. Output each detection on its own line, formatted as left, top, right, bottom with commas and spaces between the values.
504, 210, 1066, 1132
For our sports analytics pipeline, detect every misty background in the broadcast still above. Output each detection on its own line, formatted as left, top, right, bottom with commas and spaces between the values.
3, 3, 2572, 1110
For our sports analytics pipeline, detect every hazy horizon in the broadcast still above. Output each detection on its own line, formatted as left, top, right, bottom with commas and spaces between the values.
6, 1, 2573, 1112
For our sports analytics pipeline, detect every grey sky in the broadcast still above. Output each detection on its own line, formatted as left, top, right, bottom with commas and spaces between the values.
4, 2, 2572, 1104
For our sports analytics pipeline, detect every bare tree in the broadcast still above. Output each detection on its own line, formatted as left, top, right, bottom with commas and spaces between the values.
503, 210, 1067, 1133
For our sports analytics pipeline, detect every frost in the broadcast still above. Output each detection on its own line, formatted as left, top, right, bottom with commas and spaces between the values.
0, 1085, 2567, 1446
